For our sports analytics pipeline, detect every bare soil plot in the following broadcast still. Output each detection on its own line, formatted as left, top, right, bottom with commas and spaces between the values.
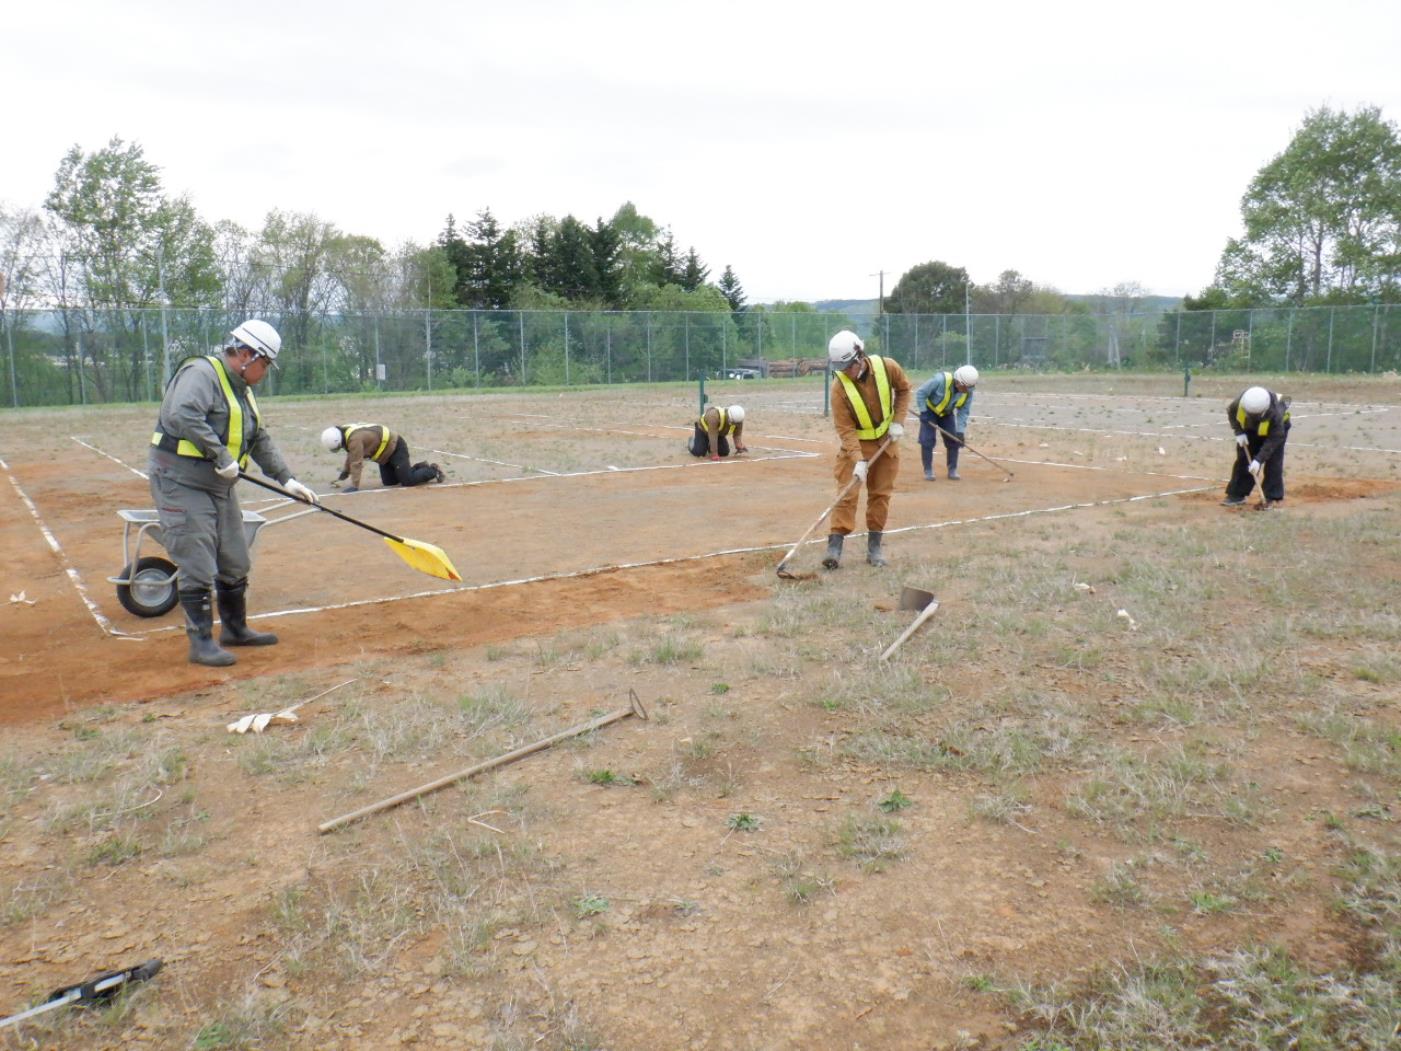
1, 374, 1399, 1049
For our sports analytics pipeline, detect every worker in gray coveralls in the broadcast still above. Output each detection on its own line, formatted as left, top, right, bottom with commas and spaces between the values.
149, 320, 319, 667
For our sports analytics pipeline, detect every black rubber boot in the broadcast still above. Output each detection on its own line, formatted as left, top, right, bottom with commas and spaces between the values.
821, 533, 843, 570
866, 531, 888, 567
216, 579, 278, 647
180, 589, 237, 667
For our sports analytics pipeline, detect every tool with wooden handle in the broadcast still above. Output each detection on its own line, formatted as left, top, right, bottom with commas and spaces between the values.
776, 439, 892, 579
879, 585, 939, 661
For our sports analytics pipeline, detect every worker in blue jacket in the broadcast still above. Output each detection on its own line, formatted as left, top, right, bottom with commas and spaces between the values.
914, 365, 979, 480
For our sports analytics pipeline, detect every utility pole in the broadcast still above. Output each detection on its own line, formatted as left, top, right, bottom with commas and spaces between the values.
965, 279, 972, 365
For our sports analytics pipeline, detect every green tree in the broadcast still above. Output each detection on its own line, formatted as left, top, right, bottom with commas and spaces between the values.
717, 264, 746, 312
610, 201, 662, 301
887, 261, 969, 314
589, 217, 623, 307
653, 231, 682, 287
680, 246, 709, 292
1209, 105, 1401, 305
465, 208, 522, 309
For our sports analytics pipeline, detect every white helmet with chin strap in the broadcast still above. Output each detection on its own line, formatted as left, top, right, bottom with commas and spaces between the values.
320, 426, 344, 452
828, 330, 863, 368
953, 364, 979, 388
1240, 386, 1270, 415
727, 404, 745, 423
229, 319, 282, 361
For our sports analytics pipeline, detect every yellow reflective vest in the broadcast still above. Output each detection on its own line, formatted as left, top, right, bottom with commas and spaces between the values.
1236, 403, 1289, 436
151, 355, 262, 468
925, 371, 969, 416
345, 424, 392, 460
835, 356, 893, 440
698, 407, 736, 436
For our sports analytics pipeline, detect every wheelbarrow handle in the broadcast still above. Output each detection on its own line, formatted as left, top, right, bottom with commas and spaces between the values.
237, 472, 406, 544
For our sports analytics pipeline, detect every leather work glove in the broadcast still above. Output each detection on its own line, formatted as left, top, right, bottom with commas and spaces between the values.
709, 454, 721, 462
853, 460, 870, 482
1247, 460, 1262, 479
214, 460, 239, 480
284, 478, 319, 504
888, 422, 905, 442
1235, 433, 1249, 448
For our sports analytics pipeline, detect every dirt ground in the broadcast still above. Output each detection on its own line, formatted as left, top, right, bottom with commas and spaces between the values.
2, 372, 1399, 1049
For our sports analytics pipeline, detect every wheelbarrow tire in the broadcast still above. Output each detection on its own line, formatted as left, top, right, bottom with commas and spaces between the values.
116, 556, 180, 618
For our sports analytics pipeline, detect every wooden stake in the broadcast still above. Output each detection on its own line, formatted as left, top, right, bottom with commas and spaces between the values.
317, 690, 649, 834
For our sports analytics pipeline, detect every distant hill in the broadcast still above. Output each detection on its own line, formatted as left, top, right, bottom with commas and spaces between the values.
777, 295, 1184, 314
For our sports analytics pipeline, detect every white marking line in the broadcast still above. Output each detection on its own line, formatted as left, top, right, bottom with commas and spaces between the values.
124, 482, 1209, 634
501, 411, 825, 449
980, 419, 1401, 455
0, 456, 136, 639
430, 448, 562, 475
69, 436, 149, 479
996, 457, 1215, 482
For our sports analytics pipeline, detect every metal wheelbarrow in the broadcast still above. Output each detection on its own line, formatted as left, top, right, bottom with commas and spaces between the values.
107, 499, 317, 618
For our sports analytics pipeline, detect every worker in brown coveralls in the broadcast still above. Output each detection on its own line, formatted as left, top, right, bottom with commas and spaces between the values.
320, 425, 445, 492
823, 329, 913, 568
688, 404, 749, 460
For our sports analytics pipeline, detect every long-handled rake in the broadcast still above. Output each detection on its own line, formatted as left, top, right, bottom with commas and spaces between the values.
776, 439, 892, 580
239, 472, 462, 582
930, 421, 1013, 482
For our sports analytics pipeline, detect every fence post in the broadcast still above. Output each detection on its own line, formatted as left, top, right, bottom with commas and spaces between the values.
5, 312, 17, 408
1326, 307, 1334, 373
684, 313, 690, 381
1209, 310, 1216, 359
721, 320, 726, 376
473, 312, 480, 387
1174, 311, 1181, 365
564, 311, 570, 386
1371, 304, 1380, 373
1285, 310, 1293, 371
1246, 308, 1254, 371
606, 317, 612, 384
519, 311, 527, 386
646, 313, 653, 383
425, 308, 433, 391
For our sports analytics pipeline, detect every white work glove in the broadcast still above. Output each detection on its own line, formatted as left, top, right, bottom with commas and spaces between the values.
1235, 433, 1249, 448
888, 422, 905, 442
214, 460, 239, 480
284, 478, 319, 504
853, 460, 870, 482
1247, 460, 1262, 479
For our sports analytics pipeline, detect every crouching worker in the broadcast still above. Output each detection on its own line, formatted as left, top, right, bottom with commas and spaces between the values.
320, 425, 445, 493
1223, 385, 1291, 508
915, 364, 978, 480
149, 320, 319, 667
688, 404, 748, 461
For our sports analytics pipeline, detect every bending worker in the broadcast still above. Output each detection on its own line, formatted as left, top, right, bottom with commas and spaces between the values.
914, 365, 979, 480
149, 320, 318, 667
320, 424, 445, 492
824, 330, 912, 568
688, 403, 748, 460
1223, 385, 1291, 508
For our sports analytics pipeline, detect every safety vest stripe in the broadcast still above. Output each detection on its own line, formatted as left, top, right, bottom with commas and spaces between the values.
151, 355, 258, 468
697, 408, 733, 435
836, 356, 893, 440
1237, 402, 1289, 437
345, 424, 392, 460
926, 372, 968, 415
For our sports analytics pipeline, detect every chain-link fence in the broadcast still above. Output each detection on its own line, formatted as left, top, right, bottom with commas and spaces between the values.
1, 304, 1397, 408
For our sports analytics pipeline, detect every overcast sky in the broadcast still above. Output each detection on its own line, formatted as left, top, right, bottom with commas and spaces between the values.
4, 0, 1399, 303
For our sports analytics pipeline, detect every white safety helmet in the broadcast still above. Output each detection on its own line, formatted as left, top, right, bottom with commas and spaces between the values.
828, 330, 864, 368
1239, 386, 1270, 415
727, 404, 745, 423
320, 426, 343, 452
953, 364, 979, 388
229, 319, 282, 361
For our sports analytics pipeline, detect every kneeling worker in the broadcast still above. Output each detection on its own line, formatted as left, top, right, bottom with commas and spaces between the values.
149, 320, 319, 667
688, 404, 748, 461
914, 364, 978, 480
321, 425, 445, 492
1223, 385, 1291, 508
